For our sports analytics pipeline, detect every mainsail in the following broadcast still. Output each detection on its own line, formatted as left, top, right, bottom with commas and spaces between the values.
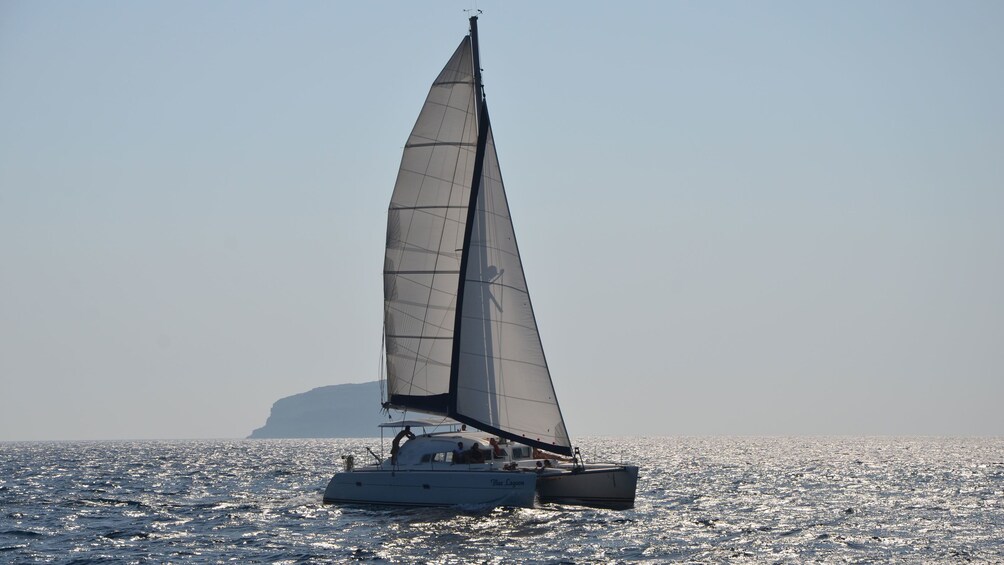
383, 18, 571, 456
383, 37, 477, 414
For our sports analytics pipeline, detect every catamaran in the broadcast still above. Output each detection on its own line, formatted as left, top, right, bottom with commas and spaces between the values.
323, 16, 638, 509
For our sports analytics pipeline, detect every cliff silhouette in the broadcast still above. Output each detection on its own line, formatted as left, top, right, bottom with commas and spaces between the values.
249, 381, 386, 438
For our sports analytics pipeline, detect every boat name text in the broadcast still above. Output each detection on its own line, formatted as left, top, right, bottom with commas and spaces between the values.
491, 478, 526, 488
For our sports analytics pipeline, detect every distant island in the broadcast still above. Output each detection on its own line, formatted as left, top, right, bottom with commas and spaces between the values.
248, 381, 387, 438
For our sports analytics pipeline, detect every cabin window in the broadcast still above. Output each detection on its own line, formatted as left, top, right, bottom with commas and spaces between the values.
511, 447, 530, 459
420, 452, 451, 463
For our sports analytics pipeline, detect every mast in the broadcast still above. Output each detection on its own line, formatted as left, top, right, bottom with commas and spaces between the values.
469, 16, 485, 112
449, 15, 491, 419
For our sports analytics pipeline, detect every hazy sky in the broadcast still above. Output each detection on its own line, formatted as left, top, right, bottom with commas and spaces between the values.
2, 1, 1002, 441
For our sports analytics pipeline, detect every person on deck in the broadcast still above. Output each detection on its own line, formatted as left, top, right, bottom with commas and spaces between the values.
390, 426, 415, 465
468, 443, 486, 464
488, 437, 504, 458
452, 441, 466, 464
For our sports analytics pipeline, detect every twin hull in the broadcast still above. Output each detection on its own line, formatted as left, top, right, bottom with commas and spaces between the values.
322, 463, 639, 510
323, 468, 537, 508
537, 464, 640, 510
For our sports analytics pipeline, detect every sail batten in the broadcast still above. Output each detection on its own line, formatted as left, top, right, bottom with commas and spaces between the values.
405, 142, 478, 148
389, 205, 468, 210
385, 270, 462, 275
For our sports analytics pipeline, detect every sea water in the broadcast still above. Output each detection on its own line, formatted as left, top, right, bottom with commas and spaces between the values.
1, 437, 1002, 563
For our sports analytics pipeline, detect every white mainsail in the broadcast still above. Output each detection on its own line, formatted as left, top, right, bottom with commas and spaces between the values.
384, 38, 477, 414
383, 21, 571, 456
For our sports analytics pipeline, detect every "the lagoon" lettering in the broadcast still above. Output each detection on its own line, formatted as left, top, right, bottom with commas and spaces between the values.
490, 478, 526, 488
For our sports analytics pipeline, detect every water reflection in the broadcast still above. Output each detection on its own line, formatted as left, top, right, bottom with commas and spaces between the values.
2, 437, 1002, 562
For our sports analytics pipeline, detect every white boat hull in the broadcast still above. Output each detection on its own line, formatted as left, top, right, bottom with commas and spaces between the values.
323, 468, 537, 508
536, 464, 639, 510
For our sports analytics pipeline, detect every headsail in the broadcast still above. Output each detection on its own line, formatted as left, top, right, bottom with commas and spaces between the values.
451, 113, 571, 455
383, 18, 572, 456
